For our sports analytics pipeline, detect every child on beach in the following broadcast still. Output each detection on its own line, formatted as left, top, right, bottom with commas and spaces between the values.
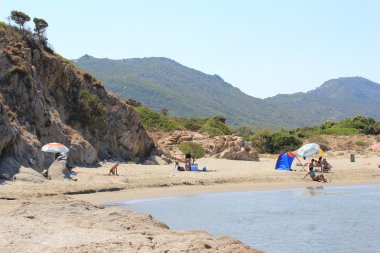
109, 162, 119, 175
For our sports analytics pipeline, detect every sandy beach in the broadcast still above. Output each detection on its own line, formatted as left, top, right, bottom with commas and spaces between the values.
1, 154, 379, 252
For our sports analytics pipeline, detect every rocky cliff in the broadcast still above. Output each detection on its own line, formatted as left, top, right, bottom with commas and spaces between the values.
0, 24, 155, 178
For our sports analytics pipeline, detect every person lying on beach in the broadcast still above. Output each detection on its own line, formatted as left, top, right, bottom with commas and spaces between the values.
109, 162, 119, 175
303, 159, 327, 182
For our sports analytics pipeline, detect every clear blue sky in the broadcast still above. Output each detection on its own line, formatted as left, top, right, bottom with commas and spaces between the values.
1, 0, 379, 98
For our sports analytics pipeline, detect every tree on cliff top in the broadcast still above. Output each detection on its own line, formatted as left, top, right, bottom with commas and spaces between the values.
10, 10, 30, 30
33, 17, 48, 40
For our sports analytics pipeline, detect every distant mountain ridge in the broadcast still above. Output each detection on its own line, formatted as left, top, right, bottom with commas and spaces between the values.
73, 55, 380, 129
265, 77, 380, 127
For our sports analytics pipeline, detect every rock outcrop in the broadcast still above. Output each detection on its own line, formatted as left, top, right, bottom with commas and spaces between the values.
0, 25, 155, 178
151, 130, 259, 161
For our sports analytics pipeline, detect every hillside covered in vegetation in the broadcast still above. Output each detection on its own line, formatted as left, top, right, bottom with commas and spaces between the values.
135, 104, 380, 155
74, 56, 380, 129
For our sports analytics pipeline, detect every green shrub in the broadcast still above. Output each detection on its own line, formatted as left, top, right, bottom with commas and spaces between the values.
361, 122, 380, 135
178, 141, 205, 159
199, 118, 232, 136
249, 129, 273, 153
136, 106, 183, 131
236, 125, 255, 140
355, 140, 367, 146
0, 21, 7, 29
174, 117, 207, 131
76, 89, 106, 125
250, 130, 302, 154
320, 120, 335, 129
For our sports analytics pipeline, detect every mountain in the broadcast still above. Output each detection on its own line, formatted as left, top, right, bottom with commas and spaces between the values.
73, 55, 380, 129
73, 55, 288, 128
0, 24, 154, 176
265, 77, 380, 127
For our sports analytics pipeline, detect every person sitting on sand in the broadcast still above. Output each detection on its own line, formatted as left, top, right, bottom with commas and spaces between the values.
109, 162, 119, 175
321, 158, 332, 173
173, 158, 185, 172
304, 159, 327, 182
314, 157, 323, 171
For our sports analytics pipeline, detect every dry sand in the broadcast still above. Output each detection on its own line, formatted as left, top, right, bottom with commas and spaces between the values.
1, 154, 379, 252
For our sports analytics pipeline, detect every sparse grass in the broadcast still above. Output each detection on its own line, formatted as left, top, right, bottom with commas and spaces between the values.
9, 65, 27, 75
55, 53, 76, 68
355, 140, 367, 146
0, 21, 7, 30
319, 127, 359, 135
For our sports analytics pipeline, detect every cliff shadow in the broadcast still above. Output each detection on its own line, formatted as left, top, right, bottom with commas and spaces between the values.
0, 156, 21, 183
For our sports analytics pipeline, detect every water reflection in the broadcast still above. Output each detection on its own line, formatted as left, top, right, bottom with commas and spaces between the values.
303, 186, 325, 196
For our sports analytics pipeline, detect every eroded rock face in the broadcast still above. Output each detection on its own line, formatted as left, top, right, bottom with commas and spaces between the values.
152, 130, 259, 161
0, 27, 155, 176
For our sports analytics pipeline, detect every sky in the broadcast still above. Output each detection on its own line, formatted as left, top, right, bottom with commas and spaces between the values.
1, 0, 380, 98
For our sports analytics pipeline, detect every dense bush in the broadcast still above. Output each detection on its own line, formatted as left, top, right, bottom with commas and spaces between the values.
178, 141, 205, 159
236, 125, 256, 140
174, 118, 206, 131
250, 130, 302, 154
136, 106, 183, 132
199, 118, 232, 136
361, 121, 380, 135
76, 89, 106, 125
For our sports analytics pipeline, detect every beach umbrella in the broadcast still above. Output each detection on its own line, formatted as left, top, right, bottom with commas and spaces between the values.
369, 144, 380, 150
41, 142, 69, 154
296, 143, 323, 157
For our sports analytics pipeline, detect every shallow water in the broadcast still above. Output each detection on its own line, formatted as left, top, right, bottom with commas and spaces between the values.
114, 185, 380, 253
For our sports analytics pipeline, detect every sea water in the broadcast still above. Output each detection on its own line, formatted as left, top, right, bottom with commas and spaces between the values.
113, 185, 380, 253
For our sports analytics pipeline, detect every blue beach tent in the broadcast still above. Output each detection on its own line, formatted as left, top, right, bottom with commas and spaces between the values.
275, 152, 303, 171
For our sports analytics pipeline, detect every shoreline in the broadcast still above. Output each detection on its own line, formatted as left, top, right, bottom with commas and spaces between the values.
71, 179, 380, 205
1, 156, 379, 252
